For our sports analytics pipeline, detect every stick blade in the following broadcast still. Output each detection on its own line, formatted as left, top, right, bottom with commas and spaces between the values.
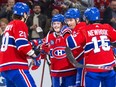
65, 47, 83, 68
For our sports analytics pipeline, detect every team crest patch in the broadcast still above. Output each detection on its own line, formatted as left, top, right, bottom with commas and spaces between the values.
50, 40, 54, 45
51, 47, 66, 59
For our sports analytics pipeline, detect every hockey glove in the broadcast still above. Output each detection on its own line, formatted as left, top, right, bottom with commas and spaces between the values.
30, 54, 41, 70
60, 25, 72, 36
30, 38, 43, 50
40, 42, 50, 54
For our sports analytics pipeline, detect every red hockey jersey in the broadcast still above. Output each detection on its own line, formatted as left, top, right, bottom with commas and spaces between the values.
66, 22, 86, 61
0, 20, 34, 72
45, 32, 77, 77
67, 23, 116, 72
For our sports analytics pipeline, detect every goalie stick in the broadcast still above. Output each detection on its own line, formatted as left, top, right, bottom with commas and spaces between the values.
65, 47, 114, 70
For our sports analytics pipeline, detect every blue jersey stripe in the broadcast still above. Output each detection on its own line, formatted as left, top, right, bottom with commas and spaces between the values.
9, 37, 15, 45
7, 37, 29, 48
50, 50, 53, 57
67, 36, 76, 49
85, 41, 110, 52
16, 39, 28, 48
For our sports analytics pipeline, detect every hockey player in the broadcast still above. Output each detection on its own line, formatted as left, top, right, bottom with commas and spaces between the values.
66, 7, 116, 87
64, 8, 86, 87
0, 2, 40, 87
40, 14, 77, 87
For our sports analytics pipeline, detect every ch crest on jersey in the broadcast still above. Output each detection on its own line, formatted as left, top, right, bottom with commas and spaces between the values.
51, 47, 66, 59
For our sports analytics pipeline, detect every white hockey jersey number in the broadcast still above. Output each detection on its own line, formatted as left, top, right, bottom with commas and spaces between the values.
92, 36, 110, 53
1, 32, 9, 52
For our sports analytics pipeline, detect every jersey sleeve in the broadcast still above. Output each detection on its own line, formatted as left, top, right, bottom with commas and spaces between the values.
61, 25, 72, 37
66, 30, 85, 49
107, 24, 116, 45
13, 22, 34, 56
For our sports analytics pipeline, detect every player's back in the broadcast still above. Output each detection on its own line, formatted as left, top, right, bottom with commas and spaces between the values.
73, 22, 86, 31
81, 23, 116, 72
0, 20, 30, 72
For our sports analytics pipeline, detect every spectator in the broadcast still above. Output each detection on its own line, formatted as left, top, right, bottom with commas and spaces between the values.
26, 3, 48, 40
0, 28, 2, 46
25, 0, 34, 12
64, 0, 91, 20
38, 0, 53, 18
103, 0, 116, 29
52, 0, 69, 14
0, 0, 15, 22
94, 0, 110, 20
45, 8, 60, 32
0, 18, 9, 47
51, 9, 60, 17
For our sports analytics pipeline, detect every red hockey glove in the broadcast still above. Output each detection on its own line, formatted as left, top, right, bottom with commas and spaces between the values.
30, 38, 43, 50
60, 25, 72, 36
40, 42, 50, 54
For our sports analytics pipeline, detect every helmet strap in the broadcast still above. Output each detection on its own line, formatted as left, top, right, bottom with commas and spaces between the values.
75, 18, 79, 24
21, 13, 28, 23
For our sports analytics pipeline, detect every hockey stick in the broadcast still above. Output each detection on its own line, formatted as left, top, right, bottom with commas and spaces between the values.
40, 58, 46, 87
65, 47, 114, 70
40, 30, 52, 87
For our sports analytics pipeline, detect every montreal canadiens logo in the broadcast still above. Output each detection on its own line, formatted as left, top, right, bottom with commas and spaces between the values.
52, 47, 66, 59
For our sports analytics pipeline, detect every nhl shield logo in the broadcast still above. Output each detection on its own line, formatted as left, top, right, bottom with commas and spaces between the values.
50, 40, 54, 45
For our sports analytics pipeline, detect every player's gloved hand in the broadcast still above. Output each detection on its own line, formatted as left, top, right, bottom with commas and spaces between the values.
29, 54, 41, 70
30, 38, 43, 50
60, 25, 72, 36
40, 42, 50, 53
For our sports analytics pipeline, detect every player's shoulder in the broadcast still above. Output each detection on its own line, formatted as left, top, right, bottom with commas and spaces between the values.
78, 23, 87, 30
48, 32, 54, 37
61, 25, 72, 32
61, 25, 72, 36
100, 23, 115, 30
12, 20, 27, 26
80, 22, 86, 25
102, 23, 111, 27
46, 32, 55, 40
78, 22, 86, 28
74, 22, 86, 30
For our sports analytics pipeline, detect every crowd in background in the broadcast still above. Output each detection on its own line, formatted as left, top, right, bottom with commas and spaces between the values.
0, 0, 116, 44
0, 0, 116, 87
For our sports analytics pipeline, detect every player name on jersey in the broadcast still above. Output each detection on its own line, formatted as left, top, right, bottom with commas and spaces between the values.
88, 29, 108, 37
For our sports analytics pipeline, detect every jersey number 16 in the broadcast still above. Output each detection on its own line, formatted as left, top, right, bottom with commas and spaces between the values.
92, 36, 110, 53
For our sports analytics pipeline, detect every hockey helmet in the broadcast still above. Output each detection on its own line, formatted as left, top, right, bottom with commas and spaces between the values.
64, 8, 80, 19
84, 7, 100, 21
13, 2, 29, 16
51, 14, 64, 23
